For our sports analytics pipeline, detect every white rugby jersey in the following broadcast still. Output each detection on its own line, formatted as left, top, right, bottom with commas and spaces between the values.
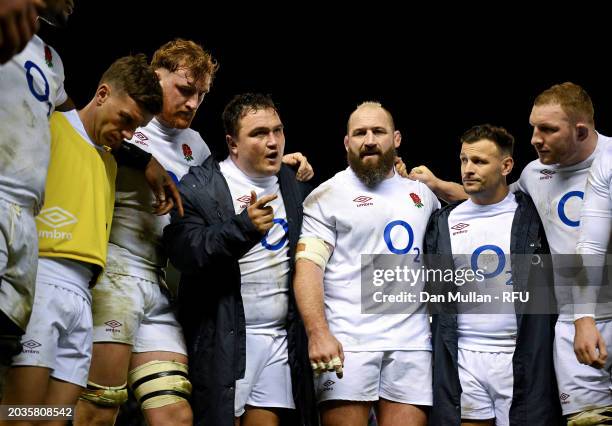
449, 192, 518, 352
510, 134, 612, 320
105, 118, 211, 281
575, 142, 612, 319
220, 157, 290, 335
301, 167, 440, 351
0, 35, 67, 211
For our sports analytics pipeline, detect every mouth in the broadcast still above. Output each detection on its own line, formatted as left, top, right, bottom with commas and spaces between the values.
361, 151, 381, 159
265, 152, 279, 161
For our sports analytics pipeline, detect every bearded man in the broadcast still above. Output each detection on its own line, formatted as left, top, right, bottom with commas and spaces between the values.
293, 102, 440, 426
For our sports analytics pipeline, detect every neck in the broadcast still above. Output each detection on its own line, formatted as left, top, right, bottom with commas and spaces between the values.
559, 129, 598, 166
77, 102, 99, 146
156, 114, 172, 128
470, 185, 509, 206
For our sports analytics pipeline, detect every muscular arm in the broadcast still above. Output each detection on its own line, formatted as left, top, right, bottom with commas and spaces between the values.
407, 165, 467, 203
294, 258, 328, 336
293, 255, 344, 377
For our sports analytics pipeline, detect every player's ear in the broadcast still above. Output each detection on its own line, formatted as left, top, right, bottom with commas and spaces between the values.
96, 84, 111, 106
227, 134, 238, 155
576, 123, 589, 142
394, 130, 402, 149
501, 155, 514, 177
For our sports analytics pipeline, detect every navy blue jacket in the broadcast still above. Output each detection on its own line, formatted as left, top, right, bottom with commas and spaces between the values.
163, 157, 317, 426
424, 191, 562, 426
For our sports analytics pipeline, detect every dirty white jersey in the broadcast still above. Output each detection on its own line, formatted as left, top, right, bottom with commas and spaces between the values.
449, 192, 518, 352
510, 134, 612, 321
105, 118, 210, 281
0, 35, 67, 212
575, 142, 612, 319
301, 167, 440, 351
220, 157, 290, 335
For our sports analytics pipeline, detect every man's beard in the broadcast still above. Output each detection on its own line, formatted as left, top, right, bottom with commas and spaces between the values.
348, 146, 396, 187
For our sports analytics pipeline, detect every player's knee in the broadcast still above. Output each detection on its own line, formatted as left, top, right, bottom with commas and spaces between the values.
146, 400, 193, 426
567, 406, 612, 426
128, 360, 191, 410
79, 380, 128, 408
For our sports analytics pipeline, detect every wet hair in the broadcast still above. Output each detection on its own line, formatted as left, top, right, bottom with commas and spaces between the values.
99, 54, 163, 115
460, 124, 514, 156
222, 93, 278, 137
534, 82, 595, 126
151, 38, 219, 84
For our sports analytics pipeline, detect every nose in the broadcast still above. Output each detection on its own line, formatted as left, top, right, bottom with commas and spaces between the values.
531, 128, 542, 147
266, 132, 279, 148
364, 130, 376, 146
463, 160, 475, 175
185, 93, 199, 110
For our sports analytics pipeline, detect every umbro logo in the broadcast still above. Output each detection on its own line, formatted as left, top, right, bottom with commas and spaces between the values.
321, 379, 335, 391
353, 196, 373, 207
22, 340, 41, 349
105, 320, 122, 333
539, 169, 555, 180
451, 223, 469, 235
36, 207, 78, 229
237, 195, 251, 208
22, 339, 41, 354
559, 393, 570, 404
132, 132, 149, 146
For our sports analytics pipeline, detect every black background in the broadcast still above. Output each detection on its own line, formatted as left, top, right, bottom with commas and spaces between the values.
39, 2, 612, 186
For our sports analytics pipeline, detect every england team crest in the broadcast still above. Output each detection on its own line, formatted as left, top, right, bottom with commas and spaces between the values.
182, 144, 194, 161
410, 192, 423, 208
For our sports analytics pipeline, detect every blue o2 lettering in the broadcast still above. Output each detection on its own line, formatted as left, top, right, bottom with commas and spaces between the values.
383, 220, 415, 255
557, 190, 584, 227
261, 218, 288, 251
24, 60, 52, 116
471, 244, 505, 279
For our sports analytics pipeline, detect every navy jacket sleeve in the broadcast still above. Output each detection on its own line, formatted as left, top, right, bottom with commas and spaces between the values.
163, 173, 262, 275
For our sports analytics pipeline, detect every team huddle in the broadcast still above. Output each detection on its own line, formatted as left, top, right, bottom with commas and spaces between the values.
0, 1, 611, 426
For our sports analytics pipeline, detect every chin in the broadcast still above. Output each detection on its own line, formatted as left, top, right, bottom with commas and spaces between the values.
537, 155, 556, 165
172, 118, 191, 129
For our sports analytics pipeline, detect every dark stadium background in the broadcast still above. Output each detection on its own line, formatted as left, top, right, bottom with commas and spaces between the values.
41, 3, 612, 189
40, 3, 610, 425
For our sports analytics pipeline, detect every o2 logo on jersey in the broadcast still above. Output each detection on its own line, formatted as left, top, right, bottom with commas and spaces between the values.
471, 244, 512, 284
557, 190, 584, 227
24, 60, 52, 116
383, 220, 421, 260
261, 218, 288, 251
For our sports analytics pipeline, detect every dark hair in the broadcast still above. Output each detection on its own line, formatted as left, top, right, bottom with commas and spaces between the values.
460, 124, 514, 156
152, 38, 219, 84
99, 54, 163, 116
222, 93, 278, 137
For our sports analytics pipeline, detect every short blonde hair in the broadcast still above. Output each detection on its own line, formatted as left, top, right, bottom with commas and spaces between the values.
534, 82, 595, 126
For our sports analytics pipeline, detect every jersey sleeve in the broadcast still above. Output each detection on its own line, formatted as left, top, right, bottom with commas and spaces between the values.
51, 45, 68, 107
574, 149, 612, 319
300, 185, 336, 248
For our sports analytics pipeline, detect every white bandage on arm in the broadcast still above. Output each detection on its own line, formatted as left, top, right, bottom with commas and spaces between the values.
295, 237, 333, 270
